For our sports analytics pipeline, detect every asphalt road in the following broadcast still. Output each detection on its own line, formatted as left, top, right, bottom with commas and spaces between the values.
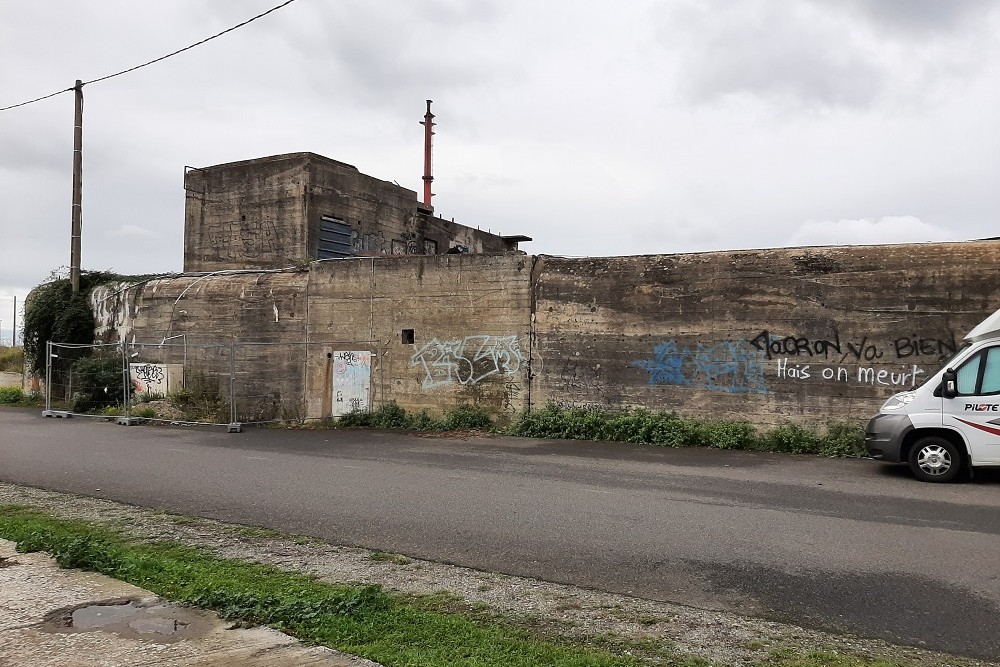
2, 408, 999, 659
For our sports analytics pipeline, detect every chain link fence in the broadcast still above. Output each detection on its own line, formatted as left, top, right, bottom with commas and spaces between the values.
42, 339, 383, 431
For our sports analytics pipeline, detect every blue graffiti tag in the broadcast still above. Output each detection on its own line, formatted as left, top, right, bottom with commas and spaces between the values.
631, 340, 767, 394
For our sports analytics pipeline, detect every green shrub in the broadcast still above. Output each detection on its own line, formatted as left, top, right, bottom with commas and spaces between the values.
339, 401, 409, 429
339, 402, 494, 432
410, 410, 437, 431
70, 353, 125, 413
440, 404, 493, 431
0, 386, 24, 404
703, 420, 760, 450
819, 421, 867, 457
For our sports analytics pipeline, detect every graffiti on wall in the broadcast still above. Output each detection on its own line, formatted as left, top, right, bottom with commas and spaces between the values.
748, 330, 957, 363
749, 330, 955, 389
502, 381, 522, 413
389, 238, 427, 256
631, 340, 768, 394
207, 219, 283, 261
129, 363, 183, 395
411, 335, 524, 389
351, 230, 387, 254
132, 364, 165, 391
632, 328, 958, 395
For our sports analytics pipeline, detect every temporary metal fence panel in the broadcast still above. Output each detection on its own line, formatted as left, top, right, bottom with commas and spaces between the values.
42, 339, 383, 430
232, 341, 308, 425
129, 339, 235, 427
43, 341, 128, 418
232, 341, 380, 427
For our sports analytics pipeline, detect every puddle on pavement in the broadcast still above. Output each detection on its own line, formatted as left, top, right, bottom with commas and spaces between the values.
43, 598, 215, 643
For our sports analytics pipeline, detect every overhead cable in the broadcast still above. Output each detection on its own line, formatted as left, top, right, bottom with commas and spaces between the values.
0, 0, 298, 112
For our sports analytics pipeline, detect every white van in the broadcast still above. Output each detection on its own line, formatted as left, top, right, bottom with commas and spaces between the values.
866, 308, 1000, 482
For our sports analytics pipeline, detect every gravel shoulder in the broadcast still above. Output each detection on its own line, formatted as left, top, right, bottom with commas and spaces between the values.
0, 481, 990, 667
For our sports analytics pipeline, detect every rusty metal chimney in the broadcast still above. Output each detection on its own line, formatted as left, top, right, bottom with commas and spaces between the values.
420, 99, 435, 207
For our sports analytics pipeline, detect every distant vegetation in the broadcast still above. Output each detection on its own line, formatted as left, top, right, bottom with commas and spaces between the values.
0, 346, 23, 373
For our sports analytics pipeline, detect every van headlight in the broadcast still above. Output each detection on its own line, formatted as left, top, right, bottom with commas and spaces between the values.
881, 392, 915, 411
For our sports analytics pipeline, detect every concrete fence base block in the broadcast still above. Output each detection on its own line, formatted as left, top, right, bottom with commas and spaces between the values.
41, 411, 72, 419
227, 422, 242, 433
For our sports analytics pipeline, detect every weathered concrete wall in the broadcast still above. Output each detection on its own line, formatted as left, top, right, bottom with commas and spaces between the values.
183, 153, 519, 273
101, 255, 532, 421
531, 242, 1000, 425
305, 254, 532, 419
184, 155, 311, 272
101, 270, 313, 421
92, 241, 1000, 426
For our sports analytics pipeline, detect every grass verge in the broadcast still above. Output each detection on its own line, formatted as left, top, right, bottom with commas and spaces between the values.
0, 506, 962, 667
0, 507, 647, 667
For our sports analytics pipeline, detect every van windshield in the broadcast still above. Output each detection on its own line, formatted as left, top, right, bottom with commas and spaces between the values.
920, 342, 972, 387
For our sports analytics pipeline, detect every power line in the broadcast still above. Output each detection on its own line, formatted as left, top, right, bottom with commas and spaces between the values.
0, 0, 299, 112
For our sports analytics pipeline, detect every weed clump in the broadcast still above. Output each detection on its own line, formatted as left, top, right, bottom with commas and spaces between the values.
339, 401, 494, 432
0, 386, 25, 404
508, 404, 865, 458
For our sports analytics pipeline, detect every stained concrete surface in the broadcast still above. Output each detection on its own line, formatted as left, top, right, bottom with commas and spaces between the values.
0, 539, 380, 667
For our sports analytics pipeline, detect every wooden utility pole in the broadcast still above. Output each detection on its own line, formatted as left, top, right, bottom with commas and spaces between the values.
70, 80, 84, 293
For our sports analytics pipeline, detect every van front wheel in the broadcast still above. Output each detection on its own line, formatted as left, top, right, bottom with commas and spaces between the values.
908, 437, 962, 483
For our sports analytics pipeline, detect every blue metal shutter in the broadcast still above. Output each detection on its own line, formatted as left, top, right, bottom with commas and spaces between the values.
318, 216, 353, 259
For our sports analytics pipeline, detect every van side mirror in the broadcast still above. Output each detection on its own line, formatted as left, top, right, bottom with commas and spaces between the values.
941, 369, 958, 399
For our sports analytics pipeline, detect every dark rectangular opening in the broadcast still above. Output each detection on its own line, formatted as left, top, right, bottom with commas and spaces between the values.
401, 329, 415, 345
318, 216, 353, 259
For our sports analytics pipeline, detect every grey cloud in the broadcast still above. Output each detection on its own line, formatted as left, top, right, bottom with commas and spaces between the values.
420, 0, 504, 27
836, 0, 1000, 34
656, 0, 997, 110
659, 2, 884, 108
688, 28, 880, 108
273, 1, 512, 109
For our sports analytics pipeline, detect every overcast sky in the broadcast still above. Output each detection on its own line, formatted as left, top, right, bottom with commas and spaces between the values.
2, 0, 999, 344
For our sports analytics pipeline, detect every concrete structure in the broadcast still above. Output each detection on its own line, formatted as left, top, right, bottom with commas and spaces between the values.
183, 153, 526, 273
91, 240, 1000, 426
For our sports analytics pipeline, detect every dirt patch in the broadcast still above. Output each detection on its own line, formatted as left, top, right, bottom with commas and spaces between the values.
141, 400, 187, 421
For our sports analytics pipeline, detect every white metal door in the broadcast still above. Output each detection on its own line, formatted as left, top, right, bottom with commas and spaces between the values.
332, 351, 371, 417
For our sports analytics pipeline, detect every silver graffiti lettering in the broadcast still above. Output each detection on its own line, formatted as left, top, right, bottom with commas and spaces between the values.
410, 335, 524, 388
